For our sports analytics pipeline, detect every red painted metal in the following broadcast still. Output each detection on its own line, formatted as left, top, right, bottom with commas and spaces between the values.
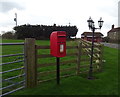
50, 31, 66, 57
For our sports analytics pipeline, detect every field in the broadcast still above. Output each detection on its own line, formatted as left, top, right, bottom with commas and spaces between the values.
1, 39, 119, 95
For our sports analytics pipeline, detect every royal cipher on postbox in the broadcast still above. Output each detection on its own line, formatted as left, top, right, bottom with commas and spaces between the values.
50, 31, 66, 57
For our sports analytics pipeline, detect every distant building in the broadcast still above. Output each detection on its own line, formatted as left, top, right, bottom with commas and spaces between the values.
118, 1, 120, 27
107, 25, 120, 43
81, 32, 104, 42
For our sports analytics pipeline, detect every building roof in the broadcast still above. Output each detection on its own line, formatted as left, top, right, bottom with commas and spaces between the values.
81, 32, 104, 37
108, 27, 120, 33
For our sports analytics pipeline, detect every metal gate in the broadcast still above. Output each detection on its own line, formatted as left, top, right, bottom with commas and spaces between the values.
0, 43, 25, 96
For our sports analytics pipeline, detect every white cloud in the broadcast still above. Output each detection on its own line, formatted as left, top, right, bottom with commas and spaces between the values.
0, 0, 119, 37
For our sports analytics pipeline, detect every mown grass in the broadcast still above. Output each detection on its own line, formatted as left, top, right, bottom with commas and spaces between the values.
1, 39, 119, 95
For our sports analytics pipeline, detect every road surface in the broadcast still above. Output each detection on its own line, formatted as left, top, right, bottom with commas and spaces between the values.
101, 42, 120, 49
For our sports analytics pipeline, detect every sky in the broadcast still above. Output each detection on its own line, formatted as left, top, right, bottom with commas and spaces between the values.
0, 0, 119, 37
118, 1, 120, 27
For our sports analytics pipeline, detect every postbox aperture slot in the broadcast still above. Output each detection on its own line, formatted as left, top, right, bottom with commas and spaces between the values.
58, 36, 66, 37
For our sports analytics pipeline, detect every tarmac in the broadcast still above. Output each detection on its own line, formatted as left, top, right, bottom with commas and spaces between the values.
101, 42, 120, 49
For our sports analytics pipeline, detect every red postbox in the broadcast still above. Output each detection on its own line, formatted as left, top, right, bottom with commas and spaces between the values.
50, 31, 66, 57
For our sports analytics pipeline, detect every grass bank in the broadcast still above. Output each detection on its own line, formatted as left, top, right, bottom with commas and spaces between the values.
1, 39, 119, 95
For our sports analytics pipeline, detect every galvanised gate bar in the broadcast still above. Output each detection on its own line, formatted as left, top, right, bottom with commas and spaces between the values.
0, 43, 25, 96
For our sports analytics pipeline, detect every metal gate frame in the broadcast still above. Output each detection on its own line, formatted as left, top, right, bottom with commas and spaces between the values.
0, 43, 25, 96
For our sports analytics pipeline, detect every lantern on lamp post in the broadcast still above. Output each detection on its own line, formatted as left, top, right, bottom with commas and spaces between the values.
14, 13, 17, 26
87, 17, 104, 79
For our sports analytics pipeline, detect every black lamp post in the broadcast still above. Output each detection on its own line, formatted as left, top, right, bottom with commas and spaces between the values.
14, 13, 17, 26
87, 17, 104, 79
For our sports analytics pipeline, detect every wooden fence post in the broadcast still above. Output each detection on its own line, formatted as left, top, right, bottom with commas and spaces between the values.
77, 42, 82, 75
24, 38, 37, 88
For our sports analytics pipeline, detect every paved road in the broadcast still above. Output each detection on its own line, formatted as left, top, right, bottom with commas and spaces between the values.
101, 42, 120, 49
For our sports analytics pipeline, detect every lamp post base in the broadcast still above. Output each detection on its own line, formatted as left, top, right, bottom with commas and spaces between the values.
88, 76, 95, 80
